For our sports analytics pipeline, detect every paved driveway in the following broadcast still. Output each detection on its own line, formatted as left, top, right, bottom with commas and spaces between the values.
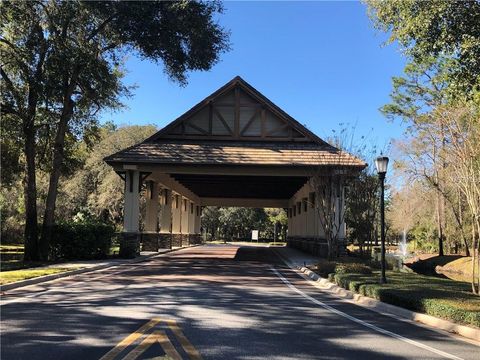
1, 244, 478, 359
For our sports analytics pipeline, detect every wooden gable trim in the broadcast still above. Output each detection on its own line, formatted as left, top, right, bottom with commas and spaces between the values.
185, 121, 209, 135
234, 86, 240, 138
240, 108, 261, 136
208, 102, 213, 135
213, 107, 233, 135
144, 79, 238, 142
143, 76, 330, 146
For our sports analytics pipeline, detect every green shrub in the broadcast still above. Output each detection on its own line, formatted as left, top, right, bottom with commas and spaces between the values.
335, 263, 372, 275
50, 222, 115, 260
330, 272, 480, 328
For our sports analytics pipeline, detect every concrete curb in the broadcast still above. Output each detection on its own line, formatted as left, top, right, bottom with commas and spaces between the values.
0, 245, 197, 292
274, 250, 480, 343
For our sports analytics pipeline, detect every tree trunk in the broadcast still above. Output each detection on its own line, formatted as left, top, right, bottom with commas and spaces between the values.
436, 191, 445, 256
472, 221, 478, 294
39, 99, 74, 259
23, 123, 39, 261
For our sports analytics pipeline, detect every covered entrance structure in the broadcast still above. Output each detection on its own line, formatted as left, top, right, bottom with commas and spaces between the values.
104, 76, 366, 257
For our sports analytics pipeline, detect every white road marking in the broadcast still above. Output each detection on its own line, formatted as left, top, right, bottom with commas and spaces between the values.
270, 267, 464, 360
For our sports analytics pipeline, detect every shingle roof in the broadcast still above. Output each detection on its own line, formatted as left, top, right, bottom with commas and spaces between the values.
104, 140, 366, 167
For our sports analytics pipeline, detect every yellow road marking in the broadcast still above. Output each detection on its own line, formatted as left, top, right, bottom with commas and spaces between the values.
122, 331, 181, 360
156, 331, 183, 360
99, 318, 162, 360
99, 317, 202, 360
167, 320, 203, 360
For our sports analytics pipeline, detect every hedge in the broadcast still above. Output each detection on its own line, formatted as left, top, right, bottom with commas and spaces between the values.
329, 272, 480, 328
50, 222, 116, 260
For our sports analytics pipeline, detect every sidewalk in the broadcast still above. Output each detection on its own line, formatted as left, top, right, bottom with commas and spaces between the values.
38, 250, 169, 270
0, 249, 173, 292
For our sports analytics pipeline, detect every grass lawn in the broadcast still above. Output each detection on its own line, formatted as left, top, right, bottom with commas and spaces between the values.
328, 270, 480, 328
0, 267, 80, 285
0, 244, 24, 252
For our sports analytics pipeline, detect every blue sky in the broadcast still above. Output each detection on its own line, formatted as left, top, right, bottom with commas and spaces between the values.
100, 1, 407, 157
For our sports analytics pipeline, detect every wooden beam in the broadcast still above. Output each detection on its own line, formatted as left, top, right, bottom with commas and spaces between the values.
201, 197, 289, 208
234, 86, 240, 138
185, 122, 209, 135
208, 102, 213, 135
111, 164, 343, 177
261, 108, 266, 138
151, 173, 200, 204
240, 108, 260, 136
213, 107, 233, 134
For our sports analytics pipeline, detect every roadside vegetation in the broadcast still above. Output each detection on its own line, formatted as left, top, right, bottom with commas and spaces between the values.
0, 267, 79, 286
309, 256, 480, 328
342, 1, 480, 295
329, 270, 480, 328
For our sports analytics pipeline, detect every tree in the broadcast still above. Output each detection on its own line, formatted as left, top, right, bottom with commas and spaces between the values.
0, 2, 49, 259
345, 171, 378, 254
434, 103, 480, 293
201, 207, 222, 240
56, 124, 158, 226
1, 0, 230, 260
367, 0, 480, 293
365, 0, 480, 259
365, 0, 480, 101
264, 208, 288, 241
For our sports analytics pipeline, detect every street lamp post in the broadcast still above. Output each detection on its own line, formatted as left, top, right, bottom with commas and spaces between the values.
375, 156, 389, 284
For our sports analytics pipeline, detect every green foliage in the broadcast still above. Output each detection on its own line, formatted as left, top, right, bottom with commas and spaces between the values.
334, 263, 372, 275
56, 124, 157, 226
0, 178, 25, 244
201, 206, 286, 241
410, 225, 439, 253
1, 0, 230, 260
218, 207, 268, 240
345, 171, 379, 250
49, 222, 115, 260
365, 0, 480, 102
331, 271, 480, 327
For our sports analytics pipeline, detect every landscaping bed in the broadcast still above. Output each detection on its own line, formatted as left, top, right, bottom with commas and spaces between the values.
327, 270, 480, 328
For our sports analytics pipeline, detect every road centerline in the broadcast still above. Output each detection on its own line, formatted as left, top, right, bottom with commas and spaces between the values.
270, 266, 464, 360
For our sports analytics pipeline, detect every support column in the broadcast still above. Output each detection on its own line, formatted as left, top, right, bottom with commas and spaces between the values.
121, 170, 140, 258
171, 194, 182, 247
181, 197, 189, 246
159, 188, 172, 249
143, 181, 160, 251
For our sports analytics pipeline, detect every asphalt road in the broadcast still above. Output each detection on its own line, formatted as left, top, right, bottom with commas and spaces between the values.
1, 244, 478, 360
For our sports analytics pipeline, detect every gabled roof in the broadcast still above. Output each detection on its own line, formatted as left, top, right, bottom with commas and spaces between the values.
104, 140, 365, 167
104, 76, 366, 169
144, 76, 328, 145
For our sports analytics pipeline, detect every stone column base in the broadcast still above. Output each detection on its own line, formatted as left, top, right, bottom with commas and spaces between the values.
172, 233, 183, 248
120, 232, 140, 258
141, 232, 159, 252
188, 234, 202, 245
287, 237, 329, 258
159, 233, 172, 249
